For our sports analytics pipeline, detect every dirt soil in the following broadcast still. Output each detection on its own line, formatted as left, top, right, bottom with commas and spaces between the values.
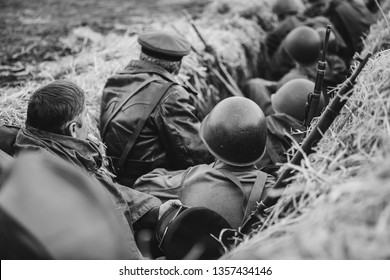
0, 0, 210, 66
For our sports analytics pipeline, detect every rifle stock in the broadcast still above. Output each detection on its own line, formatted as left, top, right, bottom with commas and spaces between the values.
240, 53, 372, 234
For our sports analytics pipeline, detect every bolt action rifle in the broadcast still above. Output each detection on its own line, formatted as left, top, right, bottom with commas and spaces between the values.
183, 10, 244, 97
238, 52, 372, 235
303, 25, 332, 129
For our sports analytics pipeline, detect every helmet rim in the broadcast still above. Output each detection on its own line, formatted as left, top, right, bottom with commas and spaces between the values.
199, 97, 267, 166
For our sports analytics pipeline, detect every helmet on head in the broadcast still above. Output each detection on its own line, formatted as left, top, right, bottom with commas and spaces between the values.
272, 0, 305, 18
284, 26, 321, 65
200, 97, 267, 166
271, 79, 325, 122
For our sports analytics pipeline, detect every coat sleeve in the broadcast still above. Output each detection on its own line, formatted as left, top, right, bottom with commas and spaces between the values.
134, 168, 190, 203
265, 30, 282, 57
96, 173, 161, 225
154, 86, 213, 169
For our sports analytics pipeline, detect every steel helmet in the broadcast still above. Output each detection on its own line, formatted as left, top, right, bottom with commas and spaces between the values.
272, 0, 305, 18
200, 97, 267, 166
271, 78, 325, 122
284, 26, 321, 65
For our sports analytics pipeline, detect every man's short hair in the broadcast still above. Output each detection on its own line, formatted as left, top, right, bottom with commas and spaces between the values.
140, 52, 181, 74
26, 80, 85, 134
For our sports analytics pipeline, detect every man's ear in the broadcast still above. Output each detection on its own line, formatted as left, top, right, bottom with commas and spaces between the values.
68, 122, 77, 138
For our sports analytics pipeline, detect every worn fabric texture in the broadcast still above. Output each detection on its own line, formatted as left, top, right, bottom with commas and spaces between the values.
0, 124, 20, 156
100, 60, 212, 188
134, 160, 275, 229
322, 0, 376, 62
257, 113, 305, 171
243, 78, 276, 117
13, 127, 161, 245
266, 15, 307, 58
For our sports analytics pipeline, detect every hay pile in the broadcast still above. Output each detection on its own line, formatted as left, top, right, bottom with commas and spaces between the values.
0, 0, 274, 128
363, 5, 390, 54
223, 11, 390, 260
3, 0, 390, 260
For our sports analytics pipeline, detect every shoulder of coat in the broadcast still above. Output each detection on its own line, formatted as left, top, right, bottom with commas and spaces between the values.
159, 83, 191, 104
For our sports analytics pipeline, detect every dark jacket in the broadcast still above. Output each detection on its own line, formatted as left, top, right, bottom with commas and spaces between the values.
0, 124, 20, 156
325, 0, 376, 61
257, 113, 305, 171
266, 15, 307, 58
243, 78, 276, 117
134, 160, 275, 229
13, 127, 162, 259
100, 60, 212, 187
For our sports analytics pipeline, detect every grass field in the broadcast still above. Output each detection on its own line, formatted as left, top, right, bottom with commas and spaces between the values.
0, 0, 210, 66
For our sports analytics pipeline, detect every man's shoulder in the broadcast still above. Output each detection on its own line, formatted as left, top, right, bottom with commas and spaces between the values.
0, 124, 21, 156
184, 163, 218, 179
271, 15, 305, 34
0, 124, 21, 134
166, 82, 189, 94
159, 82, 194, 104
101, 72, 162, 105
103, 71, 139, 88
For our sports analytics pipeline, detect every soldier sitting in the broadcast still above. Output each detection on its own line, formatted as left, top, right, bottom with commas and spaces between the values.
305, 0, 376, 64
100, 30, 213, 189
134, 97, 276, 229
244, 25, 322, 116
244, 25, 346, 115
265, 0, 349, 81
257, 79, 325, 172
277, 25, 347, 92
265, 0, 307, 80
11, 80, 179, 259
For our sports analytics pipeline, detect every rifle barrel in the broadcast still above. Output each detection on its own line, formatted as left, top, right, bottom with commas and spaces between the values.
320, 25, 332, 62
183, 10, 209, 49
183, 10, 244, 97
258, 52, 371, 213
303, 25, 332, 128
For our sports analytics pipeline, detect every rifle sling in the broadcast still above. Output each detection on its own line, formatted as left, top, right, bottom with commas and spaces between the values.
216, 168, 267, 224
101, 77, 159, 138
116, 81, 175, 173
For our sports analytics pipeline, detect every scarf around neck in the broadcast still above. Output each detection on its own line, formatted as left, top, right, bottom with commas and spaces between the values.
14, 127, 104, 173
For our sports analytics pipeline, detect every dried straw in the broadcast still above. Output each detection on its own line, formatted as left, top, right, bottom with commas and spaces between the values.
224, 12, 390, 259
0, 0, 272, 126
0, 0, 273, 180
